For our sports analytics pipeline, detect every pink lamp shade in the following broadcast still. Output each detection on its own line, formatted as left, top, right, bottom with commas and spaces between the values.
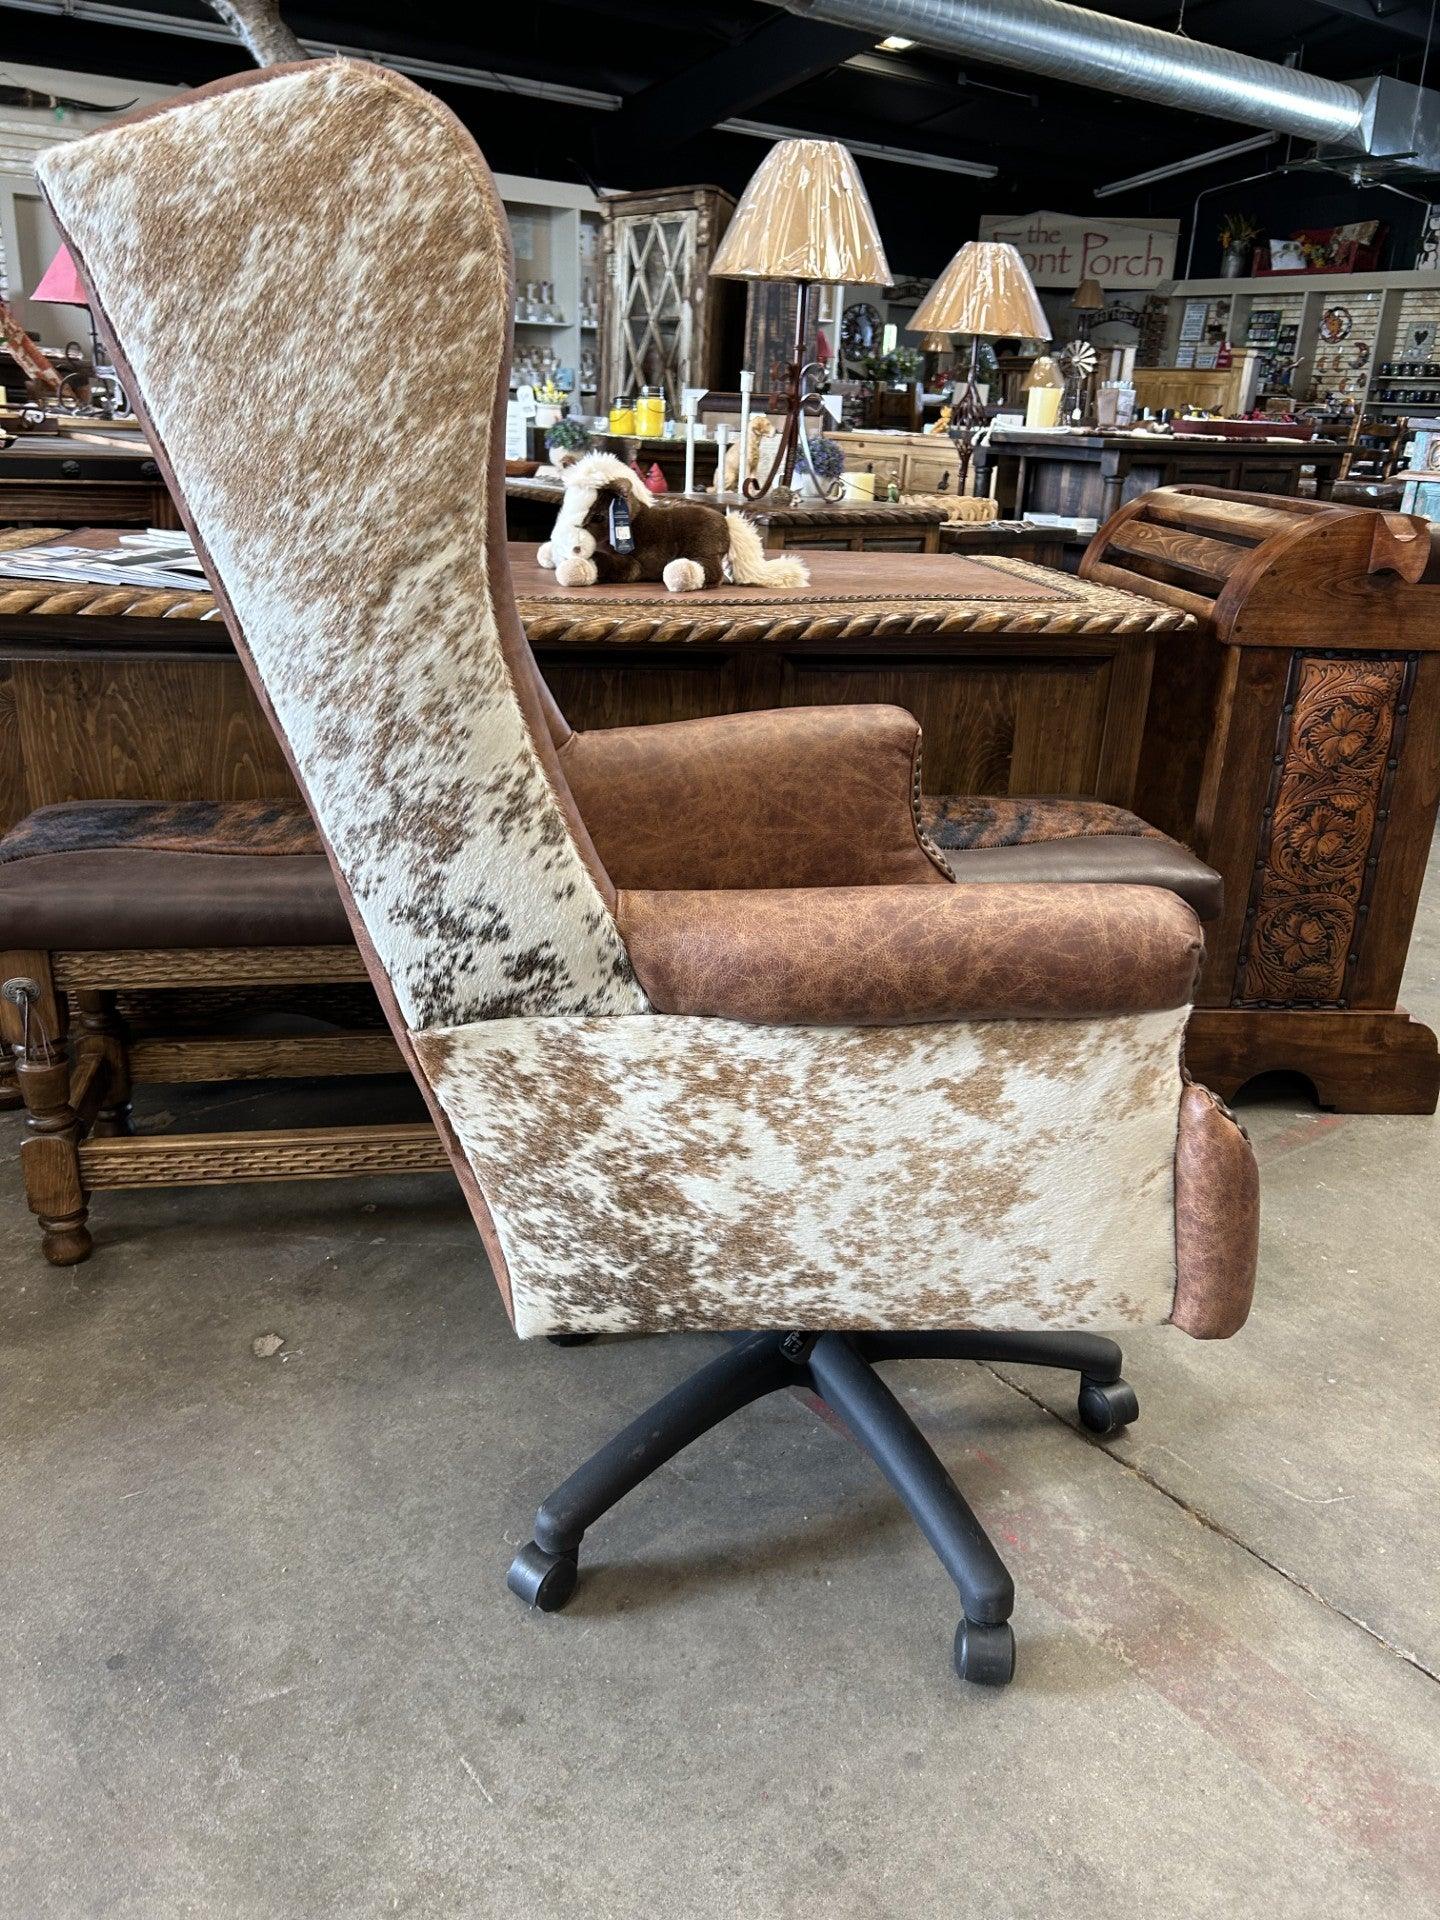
31, 244, 89, 307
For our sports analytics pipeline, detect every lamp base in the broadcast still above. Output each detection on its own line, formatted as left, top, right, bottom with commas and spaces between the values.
744, 281, 842, 503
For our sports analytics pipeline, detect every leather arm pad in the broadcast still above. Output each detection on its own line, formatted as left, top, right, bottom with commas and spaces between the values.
1170, 1083, 1259, 1338
558, 705, 951, 890
618, 883, 1204, 1025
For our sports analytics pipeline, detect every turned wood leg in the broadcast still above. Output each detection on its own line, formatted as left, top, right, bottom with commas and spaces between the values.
0, 1032, 19, 1112
2, 955, 92, 1267
74, 988, 133, 1137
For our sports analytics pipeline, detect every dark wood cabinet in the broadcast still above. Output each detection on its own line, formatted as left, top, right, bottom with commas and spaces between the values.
977, 429, 1344, 524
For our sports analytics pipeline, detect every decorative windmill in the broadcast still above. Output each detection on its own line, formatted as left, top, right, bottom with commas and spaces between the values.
1061, 339, 1098, 426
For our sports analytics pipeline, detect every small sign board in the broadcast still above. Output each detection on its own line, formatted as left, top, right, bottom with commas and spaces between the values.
977, 210, 1178, 289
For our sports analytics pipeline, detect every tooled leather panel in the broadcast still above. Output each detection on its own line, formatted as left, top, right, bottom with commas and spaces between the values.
1170, 1082, 1259, 1339
0, 799, 321, 864
617, 883, 1203, 1025
560, 705, 951, 890
923, 794, 1166, 851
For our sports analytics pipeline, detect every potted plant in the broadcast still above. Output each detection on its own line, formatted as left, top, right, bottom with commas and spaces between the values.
545, 417, 592, 462
1219, 212, 1260, 279
798, 432, 845, 499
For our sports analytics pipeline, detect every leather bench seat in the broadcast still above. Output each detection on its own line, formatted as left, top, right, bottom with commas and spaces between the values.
923, 795, 1223, 923
0, 791, 1221, 954
0, 800, 350, 949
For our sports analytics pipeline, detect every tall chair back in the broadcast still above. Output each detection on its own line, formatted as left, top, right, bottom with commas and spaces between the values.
39, 61, 645, 1037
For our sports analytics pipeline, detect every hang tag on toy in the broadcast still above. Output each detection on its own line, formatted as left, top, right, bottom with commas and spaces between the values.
609, 494, 635, 554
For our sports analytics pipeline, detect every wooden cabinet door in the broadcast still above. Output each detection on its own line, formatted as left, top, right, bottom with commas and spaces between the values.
600, 188, 736, 413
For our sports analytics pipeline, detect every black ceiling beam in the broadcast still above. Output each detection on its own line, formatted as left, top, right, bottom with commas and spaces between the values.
613, 13, 875, 151
1304, 0, 1440, 46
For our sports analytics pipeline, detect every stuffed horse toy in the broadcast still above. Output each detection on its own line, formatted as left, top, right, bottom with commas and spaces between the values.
538, 451, 809, 593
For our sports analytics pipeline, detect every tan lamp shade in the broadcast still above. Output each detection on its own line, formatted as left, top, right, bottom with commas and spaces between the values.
710, 137, 892, 285
1022, 354, 1064, 390
910, 240, 1050, 342
1072, 276, 1105, 310
920, 332, 953, 352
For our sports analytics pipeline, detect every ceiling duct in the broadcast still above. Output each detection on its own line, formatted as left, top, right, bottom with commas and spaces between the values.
771, 0, 1440, 174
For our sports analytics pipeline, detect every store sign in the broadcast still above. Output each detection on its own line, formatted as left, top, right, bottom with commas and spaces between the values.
977, 211, 1178, 289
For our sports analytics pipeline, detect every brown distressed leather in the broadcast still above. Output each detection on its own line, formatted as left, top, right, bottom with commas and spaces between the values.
618, 883, 1203, 1024
1170, 1082, 1260, 1338
0, 848, 349, 949
560, 706, 950, 891
938, 834, 1224, 922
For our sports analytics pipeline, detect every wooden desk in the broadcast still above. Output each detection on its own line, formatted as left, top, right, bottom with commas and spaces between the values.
0, 432, 179, 528
505, 478, 946, 554
937, 520, 1090, 573
976, 429, 1343, 523
0, 532, 1188, 832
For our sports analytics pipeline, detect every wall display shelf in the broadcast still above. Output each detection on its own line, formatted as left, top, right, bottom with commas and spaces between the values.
1161, 273, 1440, 426
493, 174, 603, 403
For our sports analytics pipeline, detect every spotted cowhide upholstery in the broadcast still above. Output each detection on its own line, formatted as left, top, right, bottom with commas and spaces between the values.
41, 60, 1257, 1341
40, 61, 642, 1035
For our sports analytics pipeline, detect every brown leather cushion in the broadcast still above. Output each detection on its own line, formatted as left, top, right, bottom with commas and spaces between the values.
923, 796, 1223, 922
0, 847, 350, 949
618, 883, 1203, 1025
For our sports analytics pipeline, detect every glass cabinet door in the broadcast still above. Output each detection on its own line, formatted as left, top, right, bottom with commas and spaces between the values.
609, 208, 699, 412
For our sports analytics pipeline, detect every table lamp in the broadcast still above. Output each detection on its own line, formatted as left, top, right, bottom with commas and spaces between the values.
911, 240, 1050, 492
711, 137, 891, 497
30, 244, 102, 403
1072, 276, 1105, 341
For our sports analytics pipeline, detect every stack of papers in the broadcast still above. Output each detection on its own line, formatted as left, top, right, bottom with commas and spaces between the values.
0, 530, 207, 593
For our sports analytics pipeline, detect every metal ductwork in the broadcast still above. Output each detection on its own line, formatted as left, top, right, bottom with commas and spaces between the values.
773, 0, 1440, 172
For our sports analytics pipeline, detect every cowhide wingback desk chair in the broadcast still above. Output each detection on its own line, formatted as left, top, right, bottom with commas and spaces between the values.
40, 60, 1259, 1690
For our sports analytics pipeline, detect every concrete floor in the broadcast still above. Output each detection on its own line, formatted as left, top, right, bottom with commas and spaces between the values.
3, 844, 1439, 1919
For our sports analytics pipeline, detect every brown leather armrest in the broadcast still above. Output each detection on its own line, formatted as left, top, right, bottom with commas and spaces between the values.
558, 705, 951, 890
618, 883, 1203, 1025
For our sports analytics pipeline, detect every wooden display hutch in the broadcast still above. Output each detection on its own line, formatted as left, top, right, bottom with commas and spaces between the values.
1083, 485, 1440, 1113
599, 186, 741, 414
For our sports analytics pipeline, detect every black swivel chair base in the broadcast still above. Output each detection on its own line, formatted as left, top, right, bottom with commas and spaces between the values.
509, 1328, 1138, 1688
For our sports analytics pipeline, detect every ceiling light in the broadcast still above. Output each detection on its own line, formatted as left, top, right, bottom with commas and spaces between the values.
877, 35, 914, 50
720, 118, 997, 179
1094, 132, 1277, 198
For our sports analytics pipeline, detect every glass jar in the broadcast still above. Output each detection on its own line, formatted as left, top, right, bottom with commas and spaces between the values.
608, 395, 636, 435
634, 386, 666, 437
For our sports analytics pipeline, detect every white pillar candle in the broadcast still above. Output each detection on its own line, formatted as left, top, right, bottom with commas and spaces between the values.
737, 370, 755, 492
714, 423, 729, 495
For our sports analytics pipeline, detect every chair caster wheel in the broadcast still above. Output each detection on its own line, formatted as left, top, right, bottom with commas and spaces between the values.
954, 1617, 1016, 1687
547, 1332, 597, 1346
507, 1541, 579, 1611
1077, 1375, 1139, 1435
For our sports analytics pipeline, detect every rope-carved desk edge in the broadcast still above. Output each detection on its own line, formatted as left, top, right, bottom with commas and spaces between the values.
0, 539, 1194, 646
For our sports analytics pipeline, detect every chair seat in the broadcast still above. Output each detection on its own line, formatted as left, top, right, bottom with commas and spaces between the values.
922, 796, 1223, 922
0, 800, 350, 949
